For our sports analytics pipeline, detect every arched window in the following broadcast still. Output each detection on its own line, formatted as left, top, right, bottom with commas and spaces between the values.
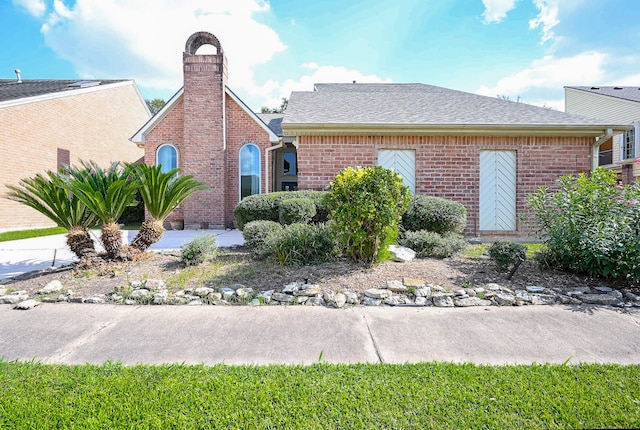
156, 145, 177, 173
240, 144, 260, 200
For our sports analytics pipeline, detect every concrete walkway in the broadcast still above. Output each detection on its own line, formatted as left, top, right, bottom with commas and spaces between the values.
0, 304, 638, 366
0, 229, 244, 280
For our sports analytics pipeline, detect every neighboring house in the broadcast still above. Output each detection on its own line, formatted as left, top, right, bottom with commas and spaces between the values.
565, 86, 640, 184
0, 75, 150, 231
132, 31, 627, 237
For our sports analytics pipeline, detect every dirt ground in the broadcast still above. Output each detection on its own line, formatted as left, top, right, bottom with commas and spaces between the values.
3, 246, 634, 299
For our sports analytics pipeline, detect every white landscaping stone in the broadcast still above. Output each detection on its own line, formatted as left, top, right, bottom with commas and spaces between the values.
39, 280, 63, 294
388, 245, 415, 262
364, 288, 392, 299
14, 299, 40, 310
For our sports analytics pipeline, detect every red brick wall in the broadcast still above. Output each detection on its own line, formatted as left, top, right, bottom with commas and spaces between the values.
296, 135, 592, 237
225, 95, 273, 226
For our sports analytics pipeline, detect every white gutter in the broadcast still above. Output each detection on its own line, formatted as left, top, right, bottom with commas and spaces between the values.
591, 128, 613, 171
265, 141, 284, 194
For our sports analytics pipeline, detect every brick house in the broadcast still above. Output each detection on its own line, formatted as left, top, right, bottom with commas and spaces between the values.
1, 76, 149, 231
565, 86, 640, 184
132, 31, 628, 237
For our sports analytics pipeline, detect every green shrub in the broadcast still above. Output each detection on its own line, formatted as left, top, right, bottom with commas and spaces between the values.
180, 234, 218, 266
326, 166, 410, 265
278, 198, 317, 225
399, 230, 467, 258
242, 220, 282, 257
234, 191, 329, 230
265, 223, 339, 265
401, 195, 467, 235
528, 168, 640, 281
488, 240, 526, 271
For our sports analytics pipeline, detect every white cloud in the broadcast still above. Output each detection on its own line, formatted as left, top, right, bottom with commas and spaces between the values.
529, 0, 559, 44
13, 0, 46, 17
34, 0, 287, 102
476, 52, 608, 107
481, 0, 519, 23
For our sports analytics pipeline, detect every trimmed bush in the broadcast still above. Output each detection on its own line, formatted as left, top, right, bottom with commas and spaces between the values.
242, 220, 283, 257
488, 240, 526, 271
326, 166, 410, 265
265, 222, 339, 265
399, 230, 467, 258
528, 168, 640, 281
234, 191, 329, 230
180, 234, 218, 266
401, 195, 467, 235
279, 198, 317, 225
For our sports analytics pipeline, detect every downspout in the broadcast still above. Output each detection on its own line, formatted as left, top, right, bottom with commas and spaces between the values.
591, 128, 613, 171
265, 141, 284, 194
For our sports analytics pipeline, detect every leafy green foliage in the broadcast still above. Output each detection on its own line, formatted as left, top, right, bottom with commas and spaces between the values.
6, 171, 98, 230
1, 360, 639, 429
234, 190, 329, 230
401, 194, 467, 235
242, 220, 283, 257
528, 168, 640, 281
326, 166, 410, 265
278, 197, 316, 225
265, 223, 338, 265
180, 234, 218, 266
488, 240, 527, 271
399, 230, 468, 258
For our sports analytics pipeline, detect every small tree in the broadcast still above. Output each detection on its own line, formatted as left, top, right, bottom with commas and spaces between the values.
326, 166, 410, 265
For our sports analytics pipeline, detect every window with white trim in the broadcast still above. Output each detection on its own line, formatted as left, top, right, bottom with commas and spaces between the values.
240, 144, 260, 200
621, 123, 639, 161
156, 144, 178, 173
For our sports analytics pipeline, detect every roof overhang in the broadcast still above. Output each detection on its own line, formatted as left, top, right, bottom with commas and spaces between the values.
282, 122, 632, 137
131, 86, 279, 144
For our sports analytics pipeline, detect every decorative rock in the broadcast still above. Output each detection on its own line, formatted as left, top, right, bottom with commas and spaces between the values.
257, 290, 274, 304
0, 286, 6, 295
69, 297, 85, 303
625, 292, 640, 302
556, 294, 582, 305
282, 282, 299, 294
529, 294, 557, 305
14, 299, 40, 310
294, 285, 321, 296
526, 286, 545, 293
580, 294, 620, 305
130, 289, 152, 300
306, 297, 325, 306
414, 287, 431, 298
130, 281, 143, 288
388, 245, 416, 262
362, 296, 382, 306
609, 290, 623, 300
433, 295, 454, 307
272, 292, 295, 304
152, 290, 168, 305
384, 296, 405, 306
188, 299, 203, 306
484, 283, 503, 291
493, 293, 516, 306
41, 296, 61, 303
387, 280, 407, 292
39, 280, 63, 294
344, 291, 359, 304
364, 288, 392, 299
297, 296, 309, 305
124, 299, 136, 305
414, 297, 428, 306
220, 288, 235, 301
474, 287, 486, 295
594, 286, 613, 293
195, 287, 215, 297
168, 297, 188, 305
250, 298, 261, 306
0, 294, 29, 304
465, 289, 477, 297
235, 288, 254, 300
455, 297, 492, 307
403, 278, 425, 288
85, 297, 106, 304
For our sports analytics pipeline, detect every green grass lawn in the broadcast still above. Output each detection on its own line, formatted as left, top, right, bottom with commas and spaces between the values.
0, 227, 67, 242
1, 361, 638, 429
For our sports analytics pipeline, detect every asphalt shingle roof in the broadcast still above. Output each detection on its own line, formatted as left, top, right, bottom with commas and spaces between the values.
565, 86, 640, 104
284, 83, 615, 127
256, 113, 284, 136
0, 79, 127, 103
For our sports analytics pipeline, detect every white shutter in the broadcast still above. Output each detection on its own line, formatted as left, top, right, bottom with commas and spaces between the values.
480, 151, 516, 231
634, 123, 639, 159
378, 150, 416, 193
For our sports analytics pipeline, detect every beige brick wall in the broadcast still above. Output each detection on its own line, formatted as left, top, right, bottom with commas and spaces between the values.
0, 82, 148, 231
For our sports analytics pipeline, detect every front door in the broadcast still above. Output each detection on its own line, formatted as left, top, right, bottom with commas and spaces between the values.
274, 145, 298, 191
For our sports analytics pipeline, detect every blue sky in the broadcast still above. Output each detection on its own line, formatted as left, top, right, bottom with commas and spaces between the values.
2, 0, 639, 112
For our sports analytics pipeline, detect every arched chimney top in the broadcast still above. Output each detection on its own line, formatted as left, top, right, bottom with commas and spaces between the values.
185, 31, 223, 56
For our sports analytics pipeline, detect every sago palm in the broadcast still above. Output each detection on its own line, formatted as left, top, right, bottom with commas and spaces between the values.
130, 164, 207, 251
5, 171, 99, 259
64, 161, 138, 259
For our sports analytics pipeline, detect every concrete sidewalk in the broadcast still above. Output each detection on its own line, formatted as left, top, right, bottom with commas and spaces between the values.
0, 229, 244, 280
0, 304, 638, 366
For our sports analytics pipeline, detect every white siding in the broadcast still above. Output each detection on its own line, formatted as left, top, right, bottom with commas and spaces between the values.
565, 88, 640, 123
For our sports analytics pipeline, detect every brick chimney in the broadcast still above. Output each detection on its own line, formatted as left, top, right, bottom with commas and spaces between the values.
181, 32, 228, 229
